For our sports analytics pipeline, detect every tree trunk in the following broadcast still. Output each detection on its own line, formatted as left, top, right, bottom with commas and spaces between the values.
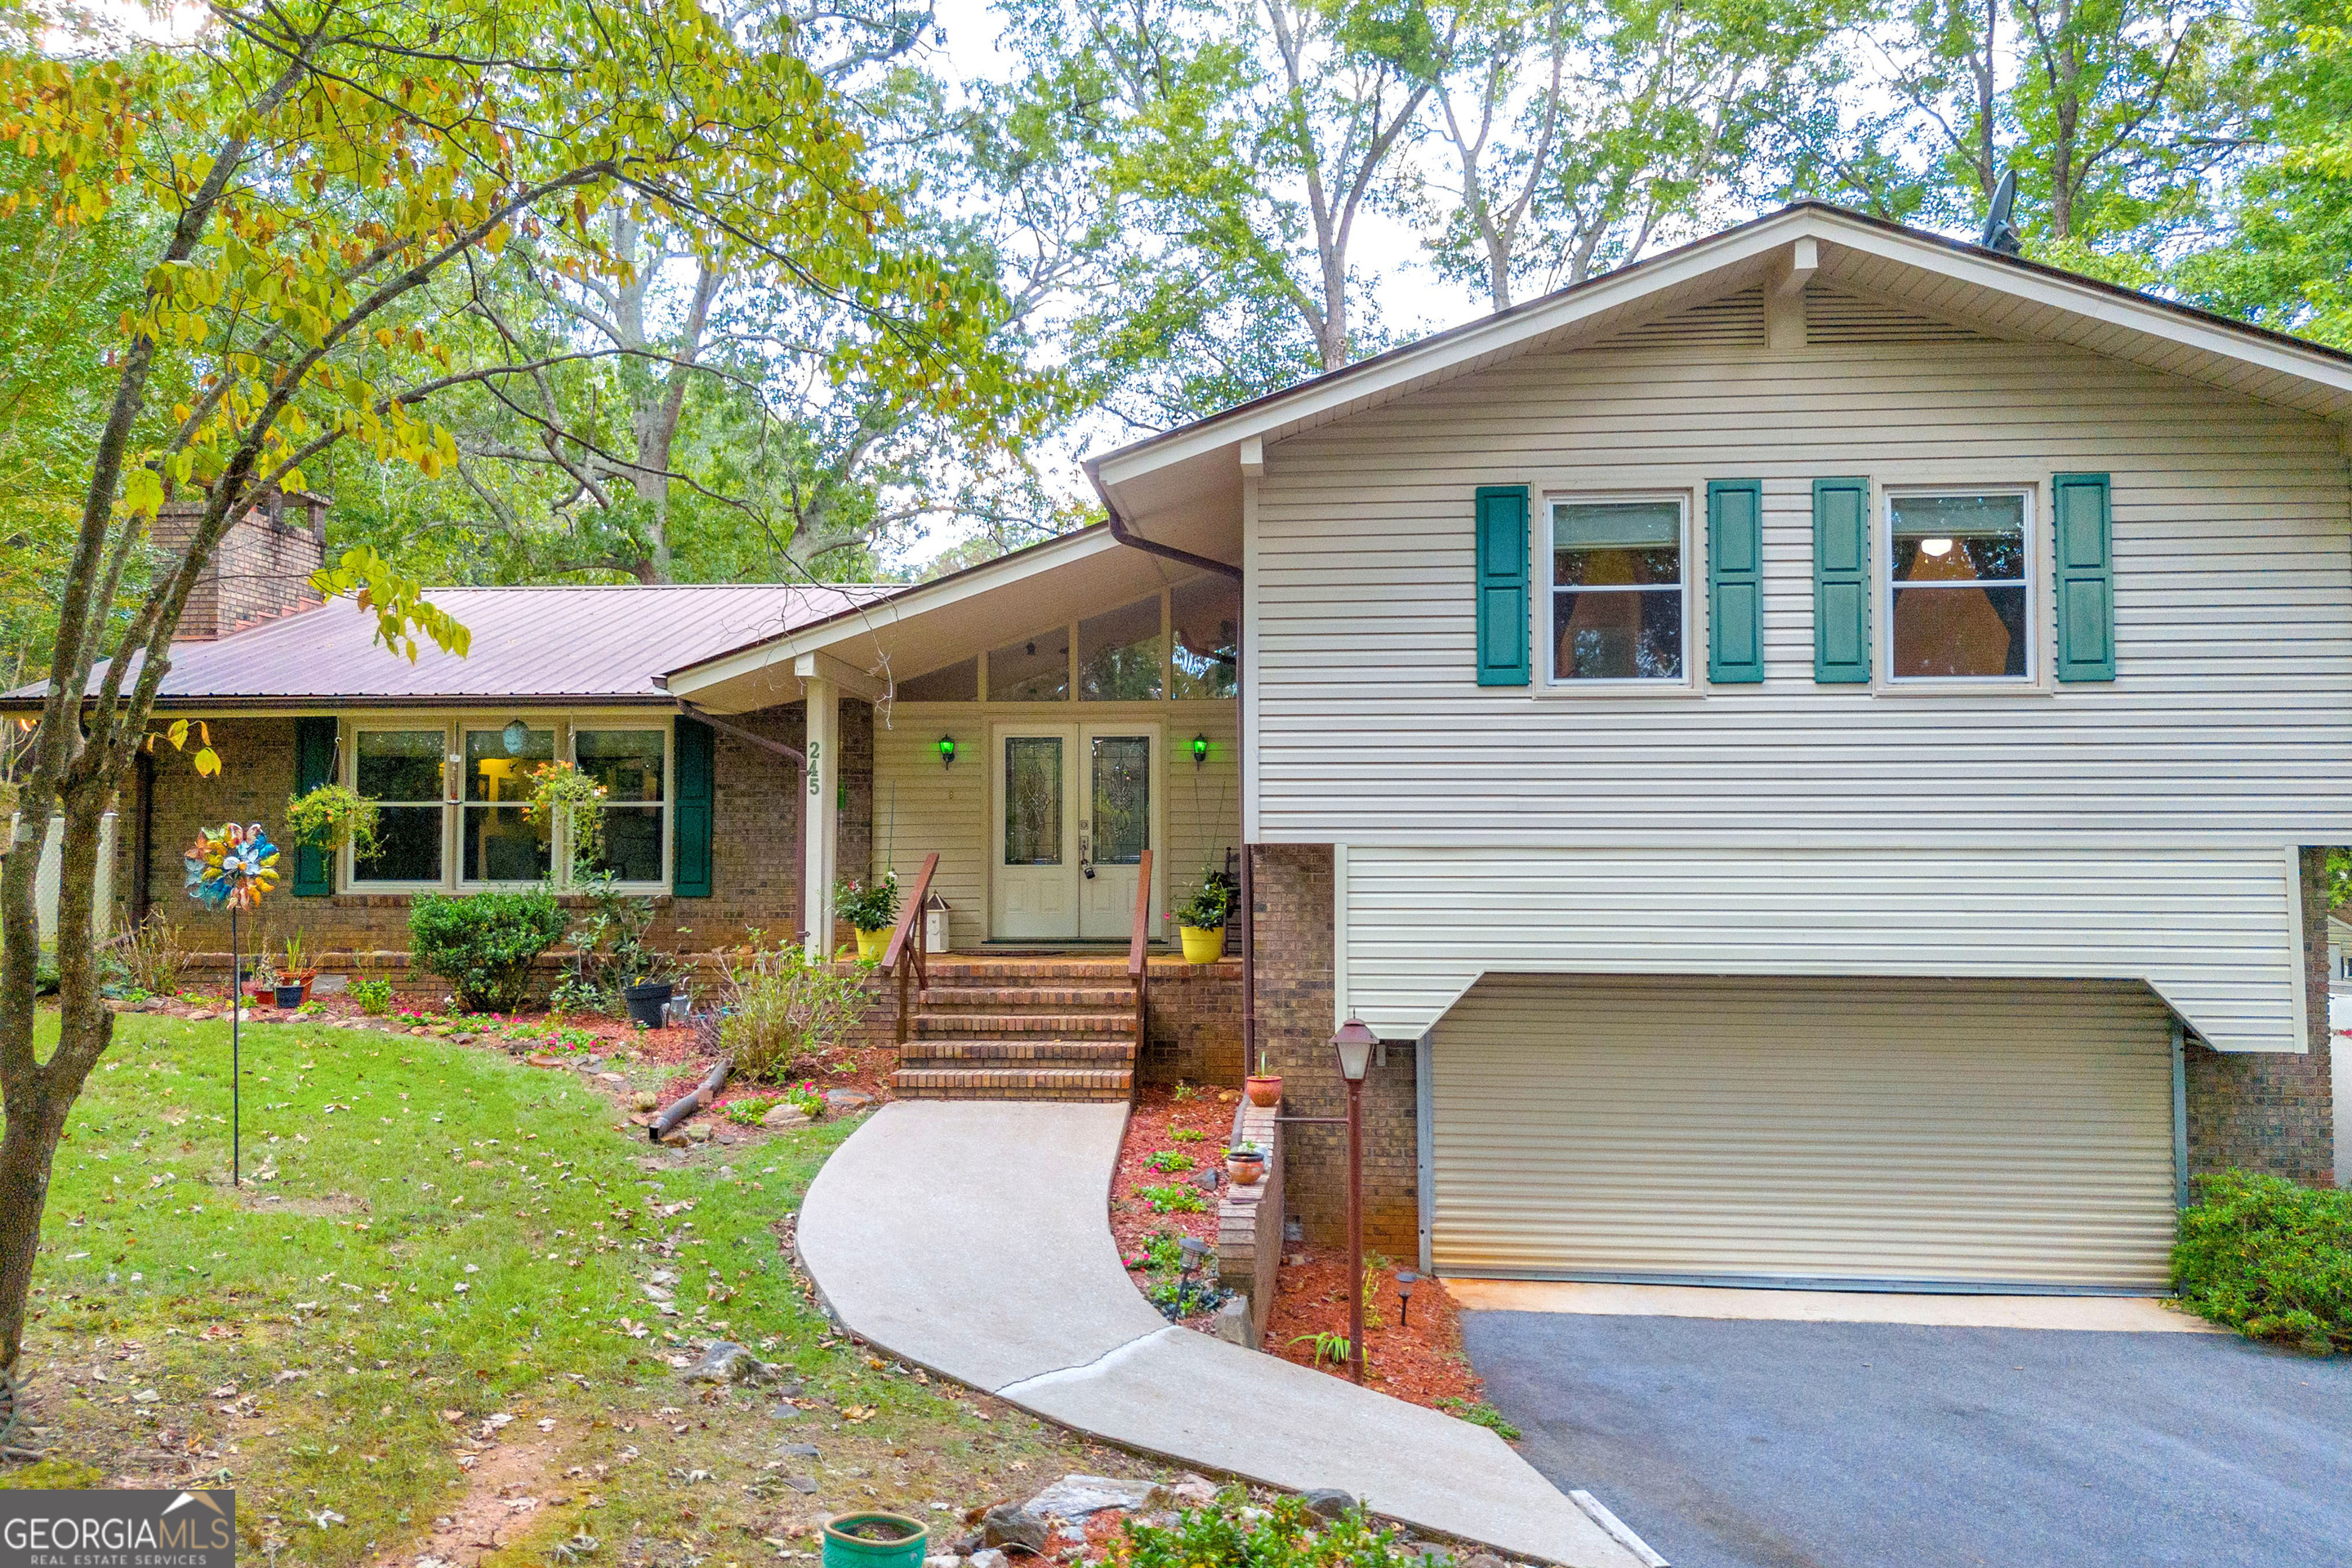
0, 1060, 77, 1373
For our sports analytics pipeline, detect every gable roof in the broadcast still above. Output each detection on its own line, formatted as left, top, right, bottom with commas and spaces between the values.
1088, 201, 2352, 551
6, 583, 894, 710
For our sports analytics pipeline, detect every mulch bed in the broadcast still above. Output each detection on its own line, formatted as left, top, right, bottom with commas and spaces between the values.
1110, 1082, 1244, 1327
1264, 1246, 1487, 1410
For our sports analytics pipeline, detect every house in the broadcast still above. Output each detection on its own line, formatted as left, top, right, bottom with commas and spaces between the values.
11, 201, 2343, 1285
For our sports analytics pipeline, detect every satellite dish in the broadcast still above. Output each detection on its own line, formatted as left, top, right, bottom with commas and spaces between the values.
1978, 167, 2023, 256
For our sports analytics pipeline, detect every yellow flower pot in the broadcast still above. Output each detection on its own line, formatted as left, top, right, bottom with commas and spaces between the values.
854, 927, 892, 961
1178, 924, 1226, 964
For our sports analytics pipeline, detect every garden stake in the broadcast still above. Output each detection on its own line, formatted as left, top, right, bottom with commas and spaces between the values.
184, 822, 278, 1188
229, 904, 239, 1187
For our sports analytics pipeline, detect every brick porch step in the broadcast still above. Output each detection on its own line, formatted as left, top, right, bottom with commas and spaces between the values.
900, 1038, 1137, 1064
917, 986, 1135, 1010
890, 1066, 1134, 1101
911, 1011, 1136, 1038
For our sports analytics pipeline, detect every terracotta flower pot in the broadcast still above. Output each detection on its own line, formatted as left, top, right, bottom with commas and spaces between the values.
1244, 1074, 1282, 1108
1226, 1152, 1265, 1186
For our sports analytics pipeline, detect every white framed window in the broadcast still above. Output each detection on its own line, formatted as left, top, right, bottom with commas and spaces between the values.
343, 714, 672, 893
572, 725, 670, 887
1547, 495, 1690, 684
461, 723, 555, 885
350, 725, 448, 887
1886, 489, 2034, 682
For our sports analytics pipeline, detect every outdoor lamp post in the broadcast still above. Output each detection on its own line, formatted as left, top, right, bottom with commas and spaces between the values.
1331, 1017, 1377, 1384
1395, 1270, 1418, 1329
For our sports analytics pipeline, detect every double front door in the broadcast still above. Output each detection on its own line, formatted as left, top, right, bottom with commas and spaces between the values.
991, 723, 1160, 942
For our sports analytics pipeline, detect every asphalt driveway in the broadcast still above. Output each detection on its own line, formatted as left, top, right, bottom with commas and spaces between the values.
1464, 1309, 2352, 1568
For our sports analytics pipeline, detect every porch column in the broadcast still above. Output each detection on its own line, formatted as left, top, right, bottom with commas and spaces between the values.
803, 674, 839, 959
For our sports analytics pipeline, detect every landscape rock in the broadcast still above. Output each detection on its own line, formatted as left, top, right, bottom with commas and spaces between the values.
1213, 1298, 1256, 1348
761, 1104, 812, 1129
1169, 1474, 1220, 1507
1460, 1555, 1512, 1568
681, 1341, 773, 1384
967, 1550, 1009, 1568
823, 1089, 875, 1110
632, 1091, 660, 1111
924, 1557, 963, 1568
1402, 1544, 1454, 1566
1300, 1490, 1356, 1521
684, 1121, 714, 1143
978, 1503, 1048, 1554
777, 1442, 820, 1458
1191, 1168, 1222, 1192
779, 1475, 818, 1494
658, 1129, 692, 1148
1022, 1475, 1170, 1520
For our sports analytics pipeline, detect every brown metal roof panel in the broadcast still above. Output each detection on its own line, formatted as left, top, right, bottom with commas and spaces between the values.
4, 583, 902, 705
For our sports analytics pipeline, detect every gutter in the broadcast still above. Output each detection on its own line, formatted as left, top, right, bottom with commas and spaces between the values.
673, 698, 805, 768
1085, 461, 1242, 582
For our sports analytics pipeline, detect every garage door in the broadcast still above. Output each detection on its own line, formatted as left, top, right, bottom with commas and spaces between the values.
1431, 975, 2180, 1291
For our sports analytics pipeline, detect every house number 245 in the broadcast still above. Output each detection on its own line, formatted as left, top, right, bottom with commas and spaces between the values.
807, 738, 822, 796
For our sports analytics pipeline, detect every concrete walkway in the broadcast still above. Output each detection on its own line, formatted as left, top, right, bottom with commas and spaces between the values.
795, 1101, 1644, 1568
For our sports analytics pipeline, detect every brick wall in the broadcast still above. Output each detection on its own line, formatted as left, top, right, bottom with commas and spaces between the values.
117, 700, 876, 993
1250, 843, 1419, 1256
2185, 846, 2337, 1185
149, 492, 326, 641
1138, 960, 1244, 1085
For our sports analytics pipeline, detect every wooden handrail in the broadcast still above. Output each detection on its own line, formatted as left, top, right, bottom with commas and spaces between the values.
1128, 847, 1153, 1098
884, 852, 938, 1046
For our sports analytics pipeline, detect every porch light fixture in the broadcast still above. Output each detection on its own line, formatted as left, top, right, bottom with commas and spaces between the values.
1331, 1016, 1379, 1383
937, 735, 957, 769
1921, 537, 1954, 557
1191, 733, 1210, 767
501, 718, 531, 756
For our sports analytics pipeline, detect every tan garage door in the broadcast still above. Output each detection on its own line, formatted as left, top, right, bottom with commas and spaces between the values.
1431, 975, 2180, 1291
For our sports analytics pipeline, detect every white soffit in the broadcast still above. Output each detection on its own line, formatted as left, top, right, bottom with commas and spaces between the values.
1091, 203, 2352, 508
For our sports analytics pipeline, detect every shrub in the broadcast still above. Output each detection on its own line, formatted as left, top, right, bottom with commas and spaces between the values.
1116, 1487, 1417, 1568
557, 872, 684, 1013
407, 889, 566, 1013
2172, 1169, 2352, 1352
104, 911, 187, 996
717, 943, 868, 1083
347, 977, 394, 1015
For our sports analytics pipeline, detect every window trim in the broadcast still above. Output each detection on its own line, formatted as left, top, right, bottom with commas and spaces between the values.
569, 721, 673, 893
340, 710, 676, 895
1542, 490, 1695, 689
1880, 484, 2040, 688
345, 720, 455, 892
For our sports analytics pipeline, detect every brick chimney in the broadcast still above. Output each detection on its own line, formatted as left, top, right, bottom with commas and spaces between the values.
149, 487, 329, 641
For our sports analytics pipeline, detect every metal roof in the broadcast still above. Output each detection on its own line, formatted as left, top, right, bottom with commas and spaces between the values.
7, 583, 903, 709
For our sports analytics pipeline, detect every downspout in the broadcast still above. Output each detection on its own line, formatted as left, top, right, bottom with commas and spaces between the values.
1085, 459, 1251, 1076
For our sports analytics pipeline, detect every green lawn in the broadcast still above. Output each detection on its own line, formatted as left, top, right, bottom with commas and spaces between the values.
16, 1011, 1119, 1563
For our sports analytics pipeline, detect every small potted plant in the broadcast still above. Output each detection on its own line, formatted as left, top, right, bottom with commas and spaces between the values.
249, 953, 281, 1007
278, 930, 318, 1003
835, 871, 900, 962
1245, 1046, 1281, 1108
1226, 1139, 1266, 1186
1174, 868, 1233, 964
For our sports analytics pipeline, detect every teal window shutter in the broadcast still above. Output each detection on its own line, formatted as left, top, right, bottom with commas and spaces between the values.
1707, 480, 1764, 684
2052, 473, 2116, 681
1474, 485, 1530, 686
292, 716, 336, 897
1812, 477, 1871, 684
672, 715, 715, 898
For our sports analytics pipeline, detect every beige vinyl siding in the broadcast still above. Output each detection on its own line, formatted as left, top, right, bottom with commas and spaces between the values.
1252, 327, 2349, 1052
871, 700, 1237, 949
1345, 844, 2300, 1052
1430, 974, 2179, 1290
